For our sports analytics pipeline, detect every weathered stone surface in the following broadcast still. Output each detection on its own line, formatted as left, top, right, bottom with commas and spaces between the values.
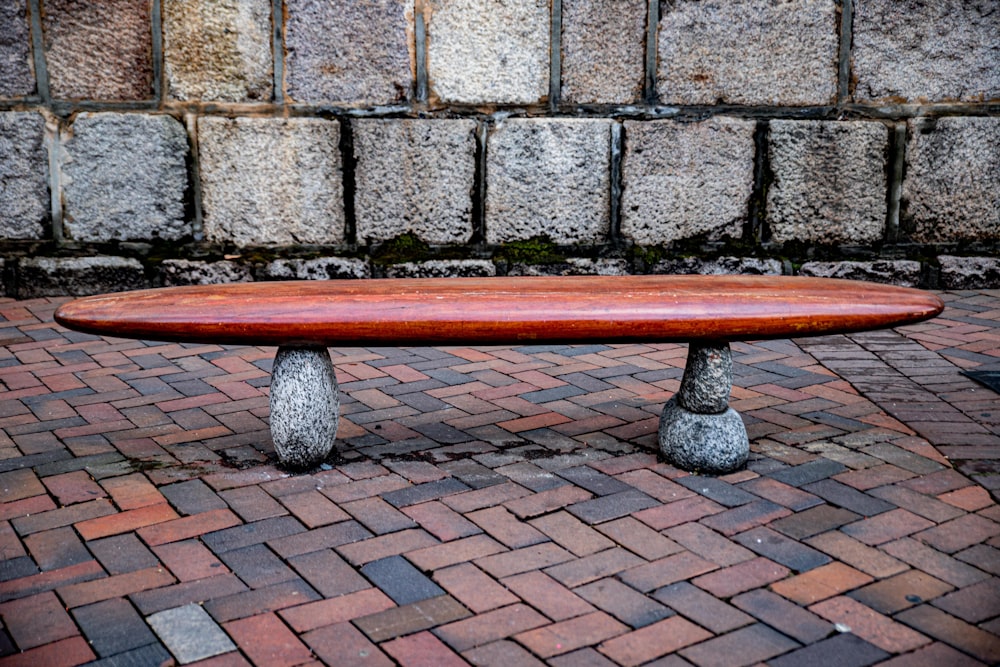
383, 260, 496, 278
62, 113, 189, 242
262, 257, 370, 280
148, 604, 235, 665
198, 117, 344, 246
0, 1, 33, 97
621, 118, 756, 245
659, 398, 748, 475
285, 0, 413, 105
427, 0, 549, 105
0, 112, 48, 239
903, 117, 1000, 244
561, 0, 645, 104
486, 119, 612, 244
42, 0, 153, 100
939, 256, 1000, 290
507, 258, 629, 276
678, 343, 732, 414
853, 0, 1000, 103
652, 257, 783, 276
270, 346, 339, 469
800, 261, 922, 287
657, 0, 838, 106
767, 121, 888, 245
163, 0, 272, 102
354, 119, 477, 244
160, 260, 253, 286
17, 256, 146, 298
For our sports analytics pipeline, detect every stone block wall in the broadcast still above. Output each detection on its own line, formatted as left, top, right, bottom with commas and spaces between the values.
0, 0, 997, 297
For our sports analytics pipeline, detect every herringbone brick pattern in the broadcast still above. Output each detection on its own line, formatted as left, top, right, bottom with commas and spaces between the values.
0, 292, 998, 665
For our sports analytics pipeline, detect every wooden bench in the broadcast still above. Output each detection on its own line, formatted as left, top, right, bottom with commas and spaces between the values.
54, 275, 944, 473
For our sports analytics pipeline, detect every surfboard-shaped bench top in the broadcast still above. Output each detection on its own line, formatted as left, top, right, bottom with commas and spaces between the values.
54, 275, 944, 347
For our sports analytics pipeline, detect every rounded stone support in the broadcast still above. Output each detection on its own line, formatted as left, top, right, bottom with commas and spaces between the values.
659, 342, 748, 474
269, 346, 339, 469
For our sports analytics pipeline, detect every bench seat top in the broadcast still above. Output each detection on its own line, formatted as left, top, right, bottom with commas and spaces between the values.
54, 275, 944, 347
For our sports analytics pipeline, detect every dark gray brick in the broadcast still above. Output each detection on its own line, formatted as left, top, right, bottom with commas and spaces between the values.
566, 489, 659, 524
87, 534, 159, 575
73, 598, 157, 657
382, 478, 471, 508
768, 459, 847, 487
202, 516, 306, 553
802, 480, 895, 517
361, 555, 445, 605
558, 466, 632, 496
160, 479, 228, 515
767, 633, 888, 667
218, 543, 297, 588
676, 476, 758, 507
84, 642, 173, 667
734, 527, 831, 573
439, 460, 507, 489
575, 578, 674, 628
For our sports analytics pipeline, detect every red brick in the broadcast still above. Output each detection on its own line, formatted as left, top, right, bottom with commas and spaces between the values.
595, 517, 683, 561
402, 501, 481, 541
932, 578, 1000, 624
281, 587, 395, 633
467, 506, 546, 549
0, 591, 79, 650
462, 639, 547, 666
504, 485, 594, 519
876, 641, 990, 667
320, 474, 410, 503
137, 508, 242, 546
738, 476, 822, 510
42, 470, 106, 505
598, 616, 712, 667
0, 494, 56, 521
277, 490, 351, 529
443, 482, 532, 514
383, 630, 468, 667
544, 547, 646, 588
883, 537, 991, 587
841, 509, 936, 546
0, 635, 95, 667
354, 595, 470, 643
663, 522, 755, 567
0, 521, 25, 559
529, 511, 614, 557
0, 559, 104, 603
152, 539, 230, 582
432, 563, 519, 613
515, 611, 628, 658
219, 485, 288, 522
633, 496, 725, 530
502, 571, 595, 621
915, 514, 1000, 553
225, 613, 313, 667
770, 562, 874, 605
0, 469, 46, 504
896, 605, 1000, 664
938, 485, 993, 512
810, 596, 930, 653
408, 534, 507, 571
476, 543, 574, 579
58, 565, 175, 608
304, 620, 392, 665
337, 528, 439, 566
692, 557, 790, 598
618, 551, 719, 593
614, 469, 695, 503
435, 603, 549, 652
900, 469, 973, 495
804, 531, 909, 578
75, 503, 179, 541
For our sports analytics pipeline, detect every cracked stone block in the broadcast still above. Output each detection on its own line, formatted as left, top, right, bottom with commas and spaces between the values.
621, 118, 755, 245
163, 0, 272, 102
561, 0, 645, 104
486, 118, 612, 245
0, 112, 48, 239
17, 256, 146, 298
61, 113, 189, 242
939, 256, 1000, 290
657, 0, 838, 106
427, 0, 549, 105
800, 261, 922, 287
767, 120, 888, 245
161, 260, 253, 286
903, 117, 1000, 244
383, 260, 496, 278
148, 604, 235, 665
853, 0, 1000, 103
42, 0, 153, 100
354, 119, 477, 244
285, 0, 414, 105
262, 258, 370, 280
652, 257, 783, 276
198, 117, 345, 246
0, 0, 34, 97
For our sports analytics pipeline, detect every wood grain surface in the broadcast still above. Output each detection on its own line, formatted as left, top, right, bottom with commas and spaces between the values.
54, 275, 945, 347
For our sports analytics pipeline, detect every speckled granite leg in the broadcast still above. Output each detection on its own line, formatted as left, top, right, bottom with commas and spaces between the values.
269, 346, 339, 469
659, 342, 748, 474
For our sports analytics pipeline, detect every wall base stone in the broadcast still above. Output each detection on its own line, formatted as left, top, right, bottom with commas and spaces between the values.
383, 260, 496, 278
652, 257, 783, 276
17, 256, 146, 298
799, 260, 922, 287
261, 258, 370, 281
161, 260, 253, 286
939, 256, 1000, 290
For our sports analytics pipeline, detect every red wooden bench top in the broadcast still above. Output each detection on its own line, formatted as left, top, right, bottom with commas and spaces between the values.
54, 275, 944, 348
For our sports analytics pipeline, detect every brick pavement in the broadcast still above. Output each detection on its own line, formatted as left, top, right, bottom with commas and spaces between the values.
0, 291, 998, 666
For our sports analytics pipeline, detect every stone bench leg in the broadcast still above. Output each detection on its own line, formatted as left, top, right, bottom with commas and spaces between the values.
269, 346, 340, 469
659, 342, 749, 474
